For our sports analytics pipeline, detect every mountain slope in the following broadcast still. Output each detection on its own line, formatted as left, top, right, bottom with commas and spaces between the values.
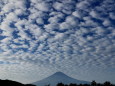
33, 72, 90, 86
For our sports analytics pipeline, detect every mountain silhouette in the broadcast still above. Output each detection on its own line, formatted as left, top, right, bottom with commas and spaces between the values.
33, 72, 90, 86
0, 79, 36, 86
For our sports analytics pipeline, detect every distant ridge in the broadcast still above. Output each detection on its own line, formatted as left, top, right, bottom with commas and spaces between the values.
33, 72, 90, 86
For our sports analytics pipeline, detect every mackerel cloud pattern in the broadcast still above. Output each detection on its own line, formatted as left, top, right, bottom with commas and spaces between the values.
0, 0, 115, 83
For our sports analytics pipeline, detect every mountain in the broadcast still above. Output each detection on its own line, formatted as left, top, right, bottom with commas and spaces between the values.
32, 72, 90, 86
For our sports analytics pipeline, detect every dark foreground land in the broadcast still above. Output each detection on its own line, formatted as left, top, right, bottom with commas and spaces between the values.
0, 79, 35, 86
0, 79, 114, 86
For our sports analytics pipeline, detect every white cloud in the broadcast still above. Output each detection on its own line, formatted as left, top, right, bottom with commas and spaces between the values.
54, 33, 65, 40
36, 18, 44, 25
72, 11, 82, 18
65, 16, 79, 26
103, 19, 111, 27
89, 10, 99, 18
76, 1, 89, 10
2, 3, 14, 13
0, 37, 12, 43
14, 9, 25, 15
48, 16, 60, 23
44, 23, 59, 31
109, 12, 115, 19
35, 2, 51, 12
59, 22, 71, 30
53, 2, 63, 11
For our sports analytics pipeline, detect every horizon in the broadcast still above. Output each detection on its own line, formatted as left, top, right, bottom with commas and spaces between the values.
0, 0, 115, 84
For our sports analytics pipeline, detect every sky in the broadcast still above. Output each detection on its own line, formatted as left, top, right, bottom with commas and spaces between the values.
0, 0, 115, 84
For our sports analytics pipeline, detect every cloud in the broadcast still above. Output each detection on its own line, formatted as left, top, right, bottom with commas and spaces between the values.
103, 19, 111, 27
35, 2, 51, 12
0, 0, 115, 84
76, 1, 89, 10
53, 2, 63, 11
109, 12, 115, 19
89, 10, 100, 18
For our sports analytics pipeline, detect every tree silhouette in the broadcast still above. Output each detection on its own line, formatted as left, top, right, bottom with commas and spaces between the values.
69, 83, 78, 86
65, 84, 69, 86
79, 84, 83, 86
57, 83, 65, 86
45, 84, 50, 86
104, 81, 111, 86
91, 80, 97, 86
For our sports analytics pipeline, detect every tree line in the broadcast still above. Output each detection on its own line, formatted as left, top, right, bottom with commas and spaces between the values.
56, 81, 115, 86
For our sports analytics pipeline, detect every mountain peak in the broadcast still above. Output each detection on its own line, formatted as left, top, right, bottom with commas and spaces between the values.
54, 72, 65, 75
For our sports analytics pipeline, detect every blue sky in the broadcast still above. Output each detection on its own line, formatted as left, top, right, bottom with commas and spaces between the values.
0, 0, 115, 84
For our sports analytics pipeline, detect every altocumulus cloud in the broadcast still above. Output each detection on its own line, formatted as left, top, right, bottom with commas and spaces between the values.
0, 0, 115, 84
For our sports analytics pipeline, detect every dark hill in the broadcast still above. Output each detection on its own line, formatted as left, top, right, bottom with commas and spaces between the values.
0, 79, 35, 86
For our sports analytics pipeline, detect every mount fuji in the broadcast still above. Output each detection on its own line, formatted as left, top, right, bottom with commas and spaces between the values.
32, 72, 90, 86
